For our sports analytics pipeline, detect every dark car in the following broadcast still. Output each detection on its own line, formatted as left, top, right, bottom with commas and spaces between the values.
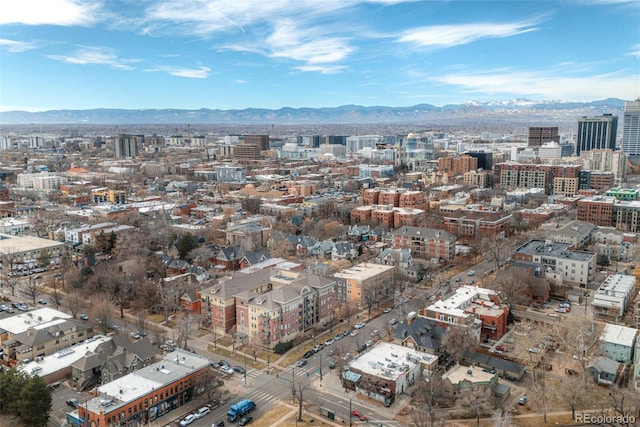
296, 359, 308, 367
238, 415, 253, 426
211, 422, 225, 427
303, 350, 314, 359
233, 366, 246, 374
78, 314, 89, 320
219, 359, 230, 368
328, 359, 336, 369
66, 398, 80, 408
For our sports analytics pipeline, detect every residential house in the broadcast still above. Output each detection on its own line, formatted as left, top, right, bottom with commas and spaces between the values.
591, 274, 636, 321
393, 314, 445, 355
599, 323, 638, 364
374, 248, 419, 280
549, 220, 597, 249
587, 357, 623, 386
441, 364, 499, 399
331, 241, 358, 261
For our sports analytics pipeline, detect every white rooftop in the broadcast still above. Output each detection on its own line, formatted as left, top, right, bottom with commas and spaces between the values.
333, 263, 395, 282
596, 274, 636, 296
442, 364, 496, 386
0, 307, 72, 335
348, 342, 436, 380
601, 323, 638, 347
426, 285, 498, 318
18, 335, 112, 379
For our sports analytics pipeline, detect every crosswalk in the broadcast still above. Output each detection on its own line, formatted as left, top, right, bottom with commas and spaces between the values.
243, 389, 281, 406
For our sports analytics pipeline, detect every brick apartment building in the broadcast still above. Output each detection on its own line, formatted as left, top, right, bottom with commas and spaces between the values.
440, 209, 512, 242
577, 196, 615, 227
389, 226, 456, 261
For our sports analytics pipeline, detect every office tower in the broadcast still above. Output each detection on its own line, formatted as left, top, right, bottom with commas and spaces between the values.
576, 114, 618, 156
528, 126, 559, 147
114, 134, 141, 158
243, 134, 269, 151
622, 99, 640, 156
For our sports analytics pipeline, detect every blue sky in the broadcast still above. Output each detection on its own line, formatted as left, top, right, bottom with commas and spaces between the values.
0, 0, 638, 112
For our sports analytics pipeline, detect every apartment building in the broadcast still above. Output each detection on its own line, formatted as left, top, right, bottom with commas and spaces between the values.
591, 274, 636, 321
423, 285, 508, 342
441, 209, 512, 242
549, 220, 597, 249
463, 170, 489, 188
513, 239, 595, 287
577, 196, 615, 227
389, 226, 456, 261
553, 177, 579, 196
333, 263, 395, 307
599, 323, 638, 364
437, 155, 478, 176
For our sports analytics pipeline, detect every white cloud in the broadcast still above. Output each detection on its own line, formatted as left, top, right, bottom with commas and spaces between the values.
46, 47, 137, 70
627, 44, 640, 56
145, 65, 211, 78
0, 39, 36, 53
234, 79, 246, 84
398, 21, 538, 48
432, 69, 637, 101
294, 64, 347, 74
0, 0, 103, 26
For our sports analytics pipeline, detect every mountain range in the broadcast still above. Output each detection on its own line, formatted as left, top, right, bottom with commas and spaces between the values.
0, 98, 626, 125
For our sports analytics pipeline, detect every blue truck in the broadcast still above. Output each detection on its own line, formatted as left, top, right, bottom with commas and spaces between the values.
227, 398, 256, 422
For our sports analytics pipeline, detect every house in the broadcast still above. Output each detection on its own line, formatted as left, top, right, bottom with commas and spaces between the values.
599, 323, 638, 364
214, 246, 243, 271
179, 286, 203, 315
310, 240, 335, 259
374, 248, 419, 280
461, 351, 525, 382
393, 314, 445, 355
441, 364, 499, 399
238, 250, 270, 269
548, 220, 597, 249
587, 357, 622, 386
331, 241, 358, 261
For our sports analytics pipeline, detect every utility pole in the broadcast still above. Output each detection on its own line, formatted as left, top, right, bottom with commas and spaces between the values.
349, 398, 352, 427
319, 354, 323, 384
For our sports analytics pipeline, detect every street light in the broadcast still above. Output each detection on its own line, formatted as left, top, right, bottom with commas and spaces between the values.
349, 398, 352, 427
319, 354, 323, 386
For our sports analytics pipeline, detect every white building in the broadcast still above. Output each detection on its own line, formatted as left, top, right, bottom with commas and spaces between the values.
592, 274, 637, 321
346, 135, 382, 155
538, 142, 562, 163
599, 323, 637, 364
16, 172, 66, 191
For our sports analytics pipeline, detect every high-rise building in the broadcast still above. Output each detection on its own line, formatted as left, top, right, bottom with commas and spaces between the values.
576, 114, 618, 156
528, 126, 559, 147
114, 134, 141, 158
622, 99, 640, 157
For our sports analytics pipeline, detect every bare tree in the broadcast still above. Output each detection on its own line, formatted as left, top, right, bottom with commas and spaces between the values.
175, 312, 199, 350
50, 278, 63, 310
196, 368, 223, 404
606, 385, 640, 425
442, 324, 479, 364
561, 374, 588, 420
92, 295, 116, 334
65, 289, 83, 319
136, 310, 149, 333
459, 385, 492, 427
480, 236, 510, 269
551, 311, 601, 384
490, 409, 513, 427
22, 277, 44, 305
291, 380, 311, 422
488, 269, 536, 307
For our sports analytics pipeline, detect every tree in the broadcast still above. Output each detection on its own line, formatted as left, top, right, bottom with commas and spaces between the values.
442, 324, 479, 364
488, 269, 535, 307
176, 312, 199, 350
605, 384, 640, 425
459, 385, 492, 427
0, 368, 27, 415
291, 380, 311, 422
480, 236, 510, 269
551, 311, 601, 383
93, 296, 116, 333
560, 374, 588, 420
241, 197, 262, 214
490, 409, 514, 427
363, 283, 380, 316
22, 276, 45, 304
37, 249, 51, 269
175, 233, 198, 260
196, 367, 223, 404
18, 375, 52, 427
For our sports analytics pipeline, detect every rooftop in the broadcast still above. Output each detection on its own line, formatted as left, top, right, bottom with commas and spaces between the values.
348, 342, 434, 380
333, 263, 395, 282
0, 307, 72, 335
515, 239, 595, 261
442, 364, 496, 386
600, 323, 638, 346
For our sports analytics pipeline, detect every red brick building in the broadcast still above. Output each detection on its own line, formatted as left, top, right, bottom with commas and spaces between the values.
577, 196, 615, 226
390, 226, 456, 261
441, 209, 512, 242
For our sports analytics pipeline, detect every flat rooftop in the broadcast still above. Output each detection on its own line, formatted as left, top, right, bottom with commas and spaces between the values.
348, 342, 436, 380
596, 274, 636, 295
333, 263, 395, 281
0, 233, 65, 255
86, 349, 209, 415
515, 239, 595, 261
427, 285, 499, 318
442, 364, 495, 385
601, 323, 638, 347
19, 335, 112, 379
0, 307, 72, 335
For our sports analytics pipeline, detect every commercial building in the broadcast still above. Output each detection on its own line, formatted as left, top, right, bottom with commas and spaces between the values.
576, 196, 615, 227
528, 126, 559, 147
605, 188, 640, 201
0, 233, 67, 266
622, 99, 640, 157
75, 349, 210, 427
114, 134, 141, 158
342, 342, 437, 401
576, 114, 618, 156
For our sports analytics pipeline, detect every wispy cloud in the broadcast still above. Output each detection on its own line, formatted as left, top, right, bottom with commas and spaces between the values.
0, 38, 36, 53
627, 44, 640, 56
46, 47, 138, 70
0, 0, 103, 26
294, 64, 348, 74
145, 65, 211, 78
398, 21, 538, 48
432, 69, 637, 101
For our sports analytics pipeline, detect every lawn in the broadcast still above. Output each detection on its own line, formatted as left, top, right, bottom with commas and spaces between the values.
253, 403, 294, 426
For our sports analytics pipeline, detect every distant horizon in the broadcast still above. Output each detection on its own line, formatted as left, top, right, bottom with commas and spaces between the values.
1, 1, 638, 112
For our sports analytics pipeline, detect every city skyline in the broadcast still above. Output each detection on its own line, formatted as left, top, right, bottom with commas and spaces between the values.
0, 0, 639, 112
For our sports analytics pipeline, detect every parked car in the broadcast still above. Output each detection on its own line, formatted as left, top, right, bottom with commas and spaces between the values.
296, 359, 308, 367
78, 314, 89, 320
389, 318, 398, 325
370, 329, 378, 337
220, 366, 234, 375
350, 410, 367, 421
194, 406, 211, 419
238, 415, 253, 426
354, 322, 366, 329
303, 350, 314, 359
211, 421, 225, 427
233, 366, 246, 374
66, 398, 80, 408
383, 308, 392, 313
180, 414, 197, 426
37, 299, 47, 305
467, 270, 475, 276
313, 344, 323, 353
518, 396, 528, 405
324, 339, 334, 346
219, 359, 230, 367
350, 330, 359, 337
328, 359, 337, 369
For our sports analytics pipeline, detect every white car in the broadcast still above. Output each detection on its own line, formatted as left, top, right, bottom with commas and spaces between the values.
180, 414, 196, 426
350, 330, 359, 337
220, 365, 234, 375
324, 339, 335, 346
194, 406, 211, 419
354, 322, 366, 329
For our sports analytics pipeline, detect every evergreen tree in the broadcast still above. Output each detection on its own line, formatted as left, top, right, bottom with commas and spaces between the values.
18, 376, 52, 427
176, 233, 197, 260
0, 368, 27, 416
